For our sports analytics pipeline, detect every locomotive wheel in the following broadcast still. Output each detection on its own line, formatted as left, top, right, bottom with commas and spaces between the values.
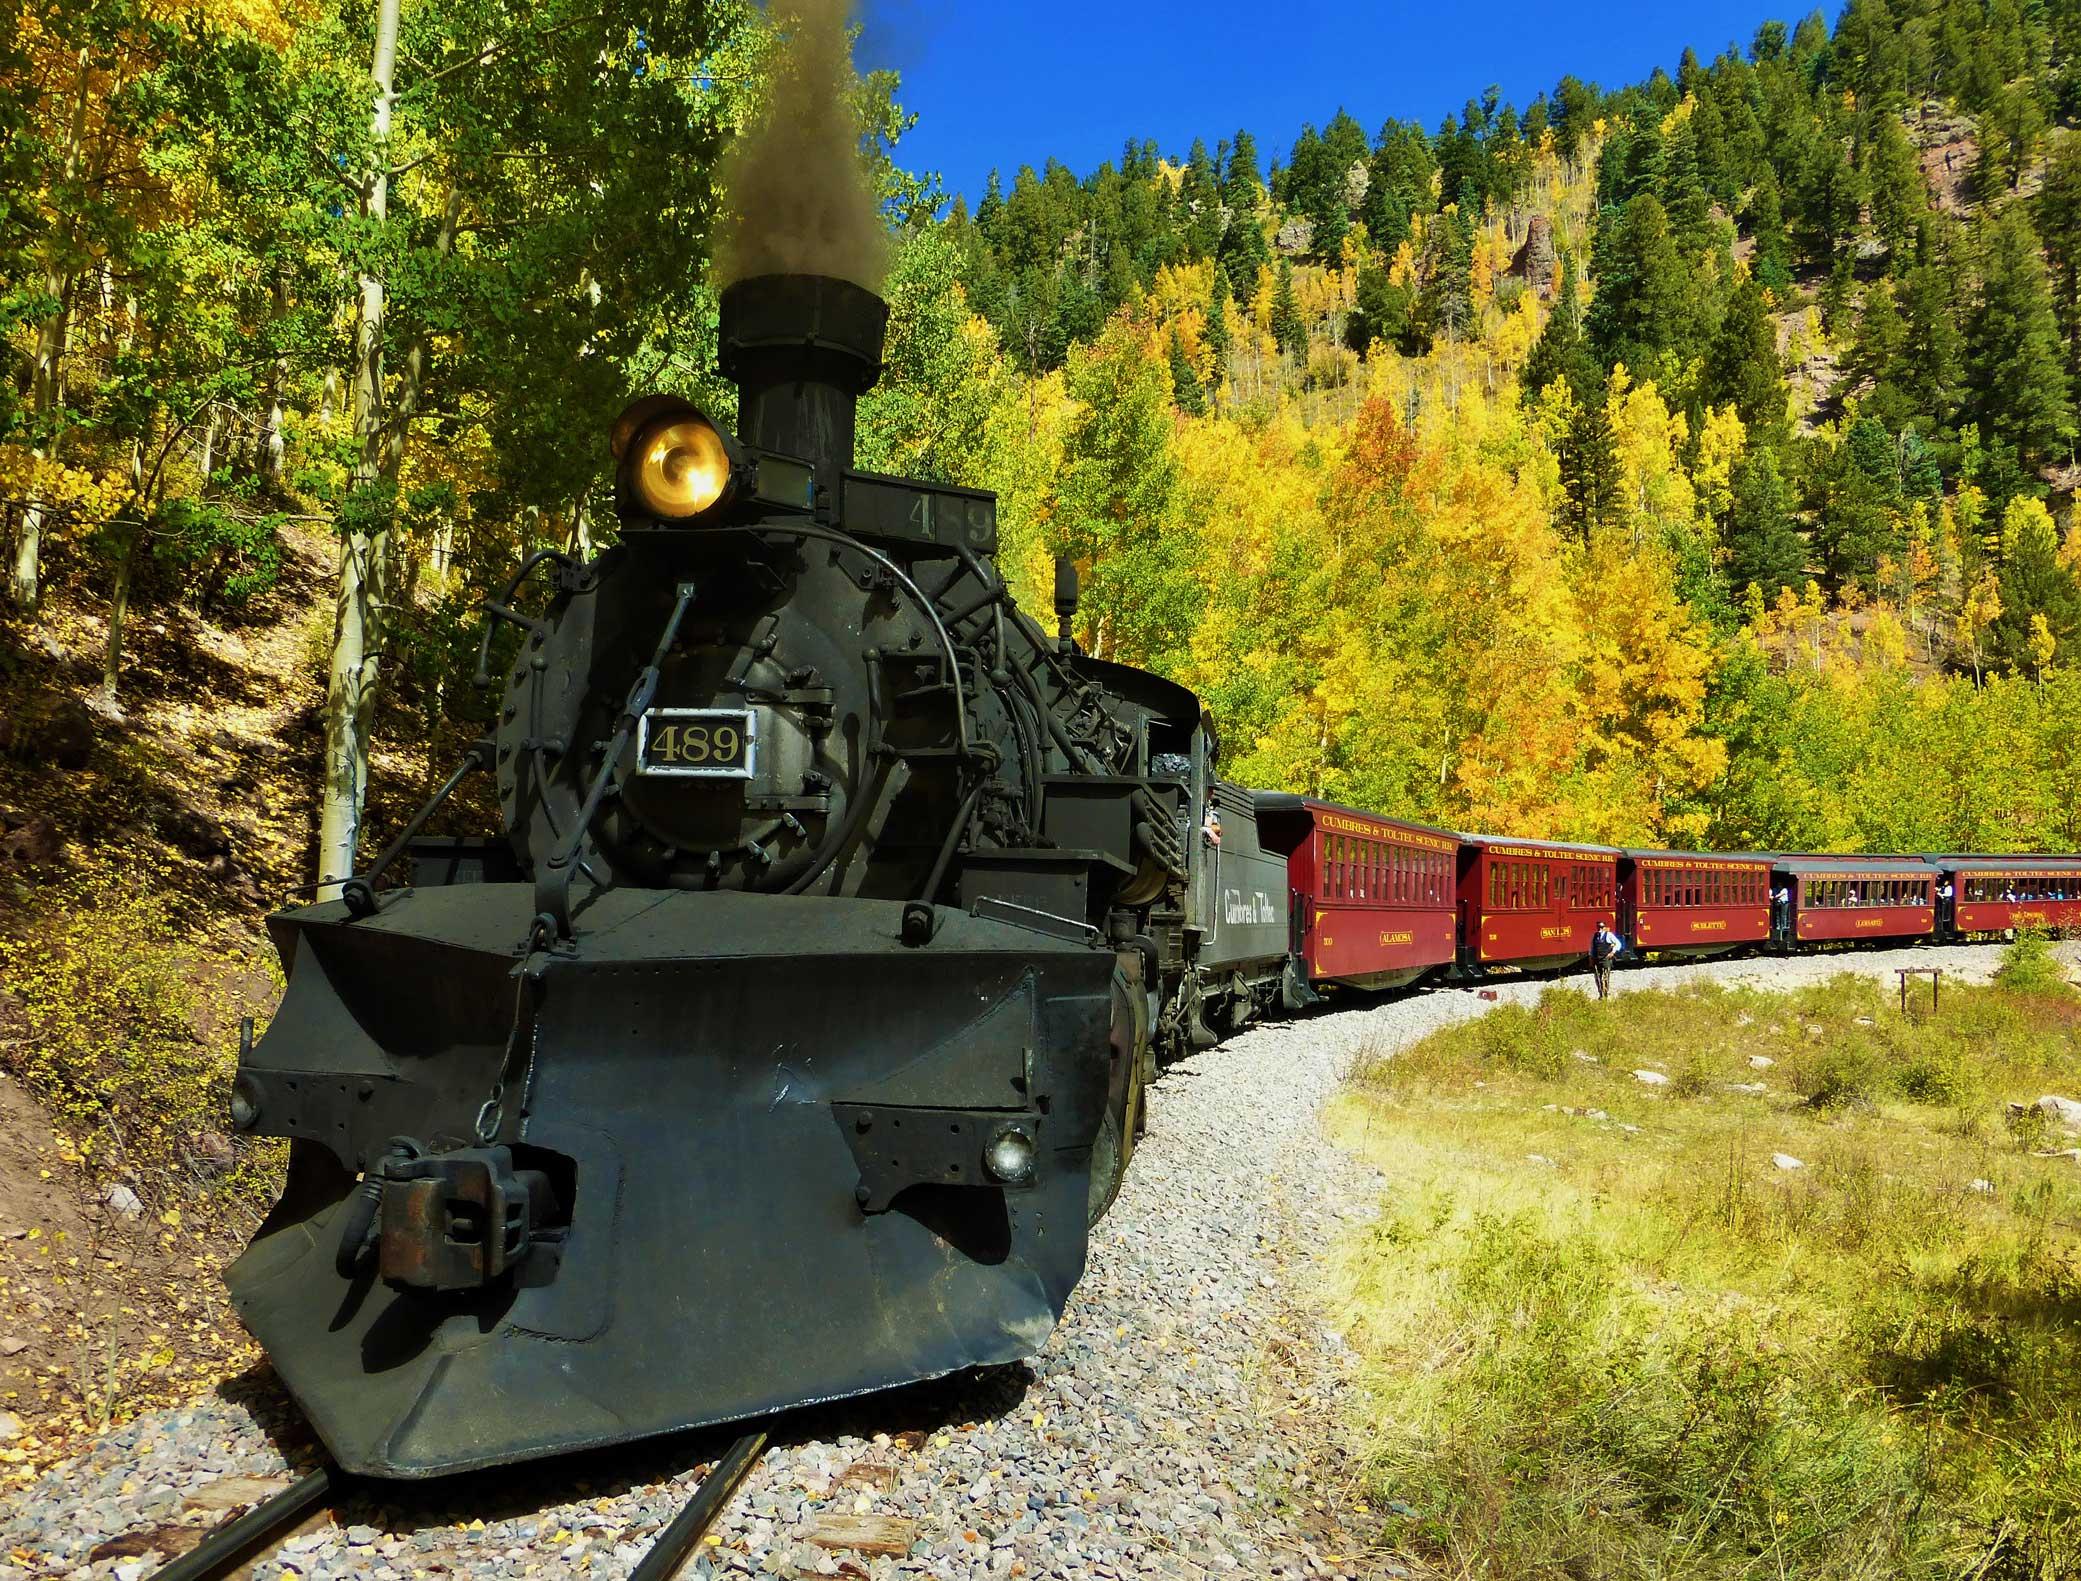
1086, 1053, 1143, 1227
1088, 953, 1151, 1226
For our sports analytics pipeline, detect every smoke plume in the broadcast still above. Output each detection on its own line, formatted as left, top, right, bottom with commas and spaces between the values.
713, 0, 890, 292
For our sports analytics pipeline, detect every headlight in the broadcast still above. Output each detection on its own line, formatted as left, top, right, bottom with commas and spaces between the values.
609, 395, 740, 523
634, 416, 731, 519
985, 1122, 1036, 1184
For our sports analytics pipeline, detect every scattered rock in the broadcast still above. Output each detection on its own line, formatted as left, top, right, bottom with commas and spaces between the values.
2035, 1095, 2081, 1131
187, 1132, 236, 1173
0, 1337, 26, 1357
1806, 1024, 1826, 1039
1525, 1154, 1555, 1167
1969, 1178, 1995, 1194
153, 802, 231, 866
1725, 1082, 1768, 1095
1855, 1016, 1875, 1027
1748, 1055, 1775, 1070
1571, 1050, 1599, 1065
0, 690, 95, 770
99, 1183, 144, 1220
1772, 1153, 1805, 1171
0, 1412, 22, 1441
1632, 1069, 1671, 1087
1273, 216, 1315, 256
0, 808, 61, 868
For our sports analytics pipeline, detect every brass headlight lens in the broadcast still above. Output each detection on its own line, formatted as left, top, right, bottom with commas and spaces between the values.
633, 417, 731, 519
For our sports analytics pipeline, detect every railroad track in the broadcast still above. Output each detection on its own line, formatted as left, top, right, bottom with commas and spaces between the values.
144, 1431, 769, 1581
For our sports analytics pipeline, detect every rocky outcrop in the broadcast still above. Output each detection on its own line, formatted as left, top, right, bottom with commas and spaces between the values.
1510, 215, 1558, 298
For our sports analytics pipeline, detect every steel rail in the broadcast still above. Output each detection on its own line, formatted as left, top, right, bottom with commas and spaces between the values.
145, 1428, 767, 1581
629, 1431, 769, 1580
147, 1464, 340, 1581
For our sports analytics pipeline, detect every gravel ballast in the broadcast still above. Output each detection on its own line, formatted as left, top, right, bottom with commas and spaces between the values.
0, 941, 2049, 1581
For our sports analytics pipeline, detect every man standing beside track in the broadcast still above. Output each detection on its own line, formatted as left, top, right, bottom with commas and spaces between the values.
1591, 920, 1622, 1000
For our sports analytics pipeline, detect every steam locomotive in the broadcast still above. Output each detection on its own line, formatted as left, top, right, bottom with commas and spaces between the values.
225, 272, 1289, 1478
223, 270, 2081, 1482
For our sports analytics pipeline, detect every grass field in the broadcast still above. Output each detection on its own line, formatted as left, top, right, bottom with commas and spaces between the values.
1326, 939, 2081, 1580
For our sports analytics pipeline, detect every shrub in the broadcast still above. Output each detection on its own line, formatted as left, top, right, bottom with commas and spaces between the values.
1799, 1041, 1883, 1110
1897, 1045, 1981, 1108
0, 866, 272, 1196
1997, 929, 2071, 997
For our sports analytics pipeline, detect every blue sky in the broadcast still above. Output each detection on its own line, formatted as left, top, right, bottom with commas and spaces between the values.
857, 0, 1793, 206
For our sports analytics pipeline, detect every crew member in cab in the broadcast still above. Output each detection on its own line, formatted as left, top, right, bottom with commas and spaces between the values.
1591, 920, 1622, 1001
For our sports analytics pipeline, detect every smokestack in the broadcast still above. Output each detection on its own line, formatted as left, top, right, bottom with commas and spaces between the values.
711, 0, 890, 295
718, 273, 887, 482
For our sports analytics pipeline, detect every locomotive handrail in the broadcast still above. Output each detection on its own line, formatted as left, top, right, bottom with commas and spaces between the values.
338, 739, 494, 918
717, 521, 975, 759
533, 579, 699, 941
470, 548, 578, 689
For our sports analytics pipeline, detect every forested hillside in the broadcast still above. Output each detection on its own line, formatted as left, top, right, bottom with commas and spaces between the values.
863, 0, 2081, 851
8, 0, 2081, 888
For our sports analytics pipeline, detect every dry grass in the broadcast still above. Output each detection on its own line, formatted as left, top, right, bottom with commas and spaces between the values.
1326, 953, 2081, 1579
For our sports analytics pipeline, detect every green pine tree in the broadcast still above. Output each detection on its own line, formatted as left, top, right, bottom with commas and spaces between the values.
1205, 264, 1234, 391
1585, 193, 1691, 374
1271, 258, 1307, 359
1347, 264, 1413, 356
1168, 327, 1206, 416
1994, 497, 2081, 670
1521, 251, 1594, 399
1863, 113, 1927, 266
1726, 448, 1808, 597
1661, 119, 1713, 254
1968, 204, 2077, 468
1557, 380, 1623, 538
1899, 229, 1967, 428
1792, 134, 1865, 273
1417, 207, 1476, 344
1704, 278, 1790, 445
1746, 168, 1794, 291
2036, 136, 2081, 408
1844, 278, 1915, 431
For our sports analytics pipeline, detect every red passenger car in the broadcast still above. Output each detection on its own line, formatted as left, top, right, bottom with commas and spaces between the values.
1775, 856, 1937, 945
1456, 835, 1619, 972
1619, 850, 1773, 957
1940, 856, 2081, 935
1254, 795, 1458, 990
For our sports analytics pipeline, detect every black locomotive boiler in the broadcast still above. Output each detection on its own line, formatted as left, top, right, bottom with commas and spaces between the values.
225, 273, 1292, 1478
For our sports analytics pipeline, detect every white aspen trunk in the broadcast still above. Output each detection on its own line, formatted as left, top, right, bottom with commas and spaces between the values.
101, 401, 157, 708
315, 0, 401, 896
11, 48, 92, 618
563, 493, 590, 560
101, 531, 137, 707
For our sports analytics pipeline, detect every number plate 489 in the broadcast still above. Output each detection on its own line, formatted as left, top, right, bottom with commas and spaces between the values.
636, 708, 756, 778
